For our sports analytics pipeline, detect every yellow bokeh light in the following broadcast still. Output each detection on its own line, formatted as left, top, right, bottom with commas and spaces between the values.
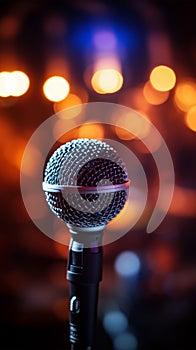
43, 75, 70, 102
9, 70, 30, 96
91, 69, 123, 94
115, 126, 135, 141
0, 71, 30, 97
174, 79, 196, 112
143, 80, 169, 105
54, 93, 82, 118
0, 71, 12, 97
78, 122, 104, 139
113, 111, 151, 141
185, 105, 196, 132
150, 65, 176, 92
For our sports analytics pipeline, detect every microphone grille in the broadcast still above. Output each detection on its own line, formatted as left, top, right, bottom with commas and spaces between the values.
44, 138, 129, 227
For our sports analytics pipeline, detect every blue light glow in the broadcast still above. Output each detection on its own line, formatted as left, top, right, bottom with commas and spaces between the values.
113, 332, 138, 350
103, 310, 128, 335
93, 30, 117, 50
115, 251, 141, 277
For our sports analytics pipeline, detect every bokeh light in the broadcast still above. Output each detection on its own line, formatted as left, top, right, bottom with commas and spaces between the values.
43, 75, 70, 102
113, 111, 151, 140
113, 332, 138, 350
114, 251, 141, 277
185, 105, 196, 132
143, 80, 169, 105
91, 69, 123, 94
174, 79, 196, 112
9, 71, 30, 97
0, 71, 11, 97
0, 71, 30, 97
77, 121, 104, 139
150, 65, 176, 91
146, 244, 176, 275
54, 93, 82, 117
103, 310, 128, 336
93, 30, 117, 50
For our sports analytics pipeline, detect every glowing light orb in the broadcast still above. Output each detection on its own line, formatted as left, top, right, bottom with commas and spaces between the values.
91, 69, 123, 94
143, 80, 169, 105
150, 65, 176, 92
10, 70, 30, 96
174, 79, 196, 112
0, 71, 30, 97
185, 105, 196, 132
115, 251, 141, 277
43, 76, 70, 102
0, 71, 11, 97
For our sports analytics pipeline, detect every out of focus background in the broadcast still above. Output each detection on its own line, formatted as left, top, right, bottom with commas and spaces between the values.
0, 0, 196, 349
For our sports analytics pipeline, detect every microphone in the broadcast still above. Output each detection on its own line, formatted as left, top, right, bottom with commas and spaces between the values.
42, 138, 129, 350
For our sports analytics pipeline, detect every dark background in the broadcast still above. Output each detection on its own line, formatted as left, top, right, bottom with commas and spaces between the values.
0, 0, 196, 349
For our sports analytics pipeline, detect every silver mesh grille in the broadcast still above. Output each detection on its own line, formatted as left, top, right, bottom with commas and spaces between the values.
43, 138, 128, 227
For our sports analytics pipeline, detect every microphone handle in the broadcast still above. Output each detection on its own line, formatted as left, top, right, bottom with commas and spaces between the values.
67, 238, 103, 349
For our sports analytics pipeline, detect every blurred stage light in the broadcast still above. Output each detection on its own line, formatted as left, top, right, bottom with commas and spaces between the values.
103, 310, 128, 336
118, 86, 150, 112
93, 30, 117, 50
0, 71, 11, 97
115, 251, 141, 277
150, 65, 176, 92
43, 75, 70, 102
185, 105, 196, 132
174, 79, 196, 112
143, 80, 169, 105
113, 332, 138, 350
0, 71, 30, 97
78, 121, 104, 139
113, 111, 151, 140
9, 71, 30, 97
91, 68, 123, 94
146, 245, 176, 274
54, 93, 82, 116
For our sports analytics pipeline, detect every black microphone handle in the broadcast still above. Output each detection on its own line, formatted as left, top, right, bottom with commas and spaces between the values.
69, 282, 99, 350
67, 237, 103, 350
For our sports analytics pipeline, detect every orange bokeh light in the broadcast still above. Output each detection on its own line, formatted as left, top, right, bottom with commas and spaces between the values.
150, 65, 176, 92
113, 111, 151, 141
143, 80, 169, 105
91, 68, 123, 94
54, 93, 82, 117
78, 122, 104, 139
185, 105, 196, 132
174, 79, 196, 112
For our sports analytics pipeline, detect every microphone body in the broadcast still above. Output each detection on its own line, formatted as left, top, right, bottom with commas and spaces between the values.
42, 138, 129, 349
67, 226, 104, 349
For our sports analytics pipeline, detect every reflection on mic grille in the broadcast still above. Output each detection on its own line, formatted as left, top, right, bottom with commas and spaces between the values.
43, 138, 129, 227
